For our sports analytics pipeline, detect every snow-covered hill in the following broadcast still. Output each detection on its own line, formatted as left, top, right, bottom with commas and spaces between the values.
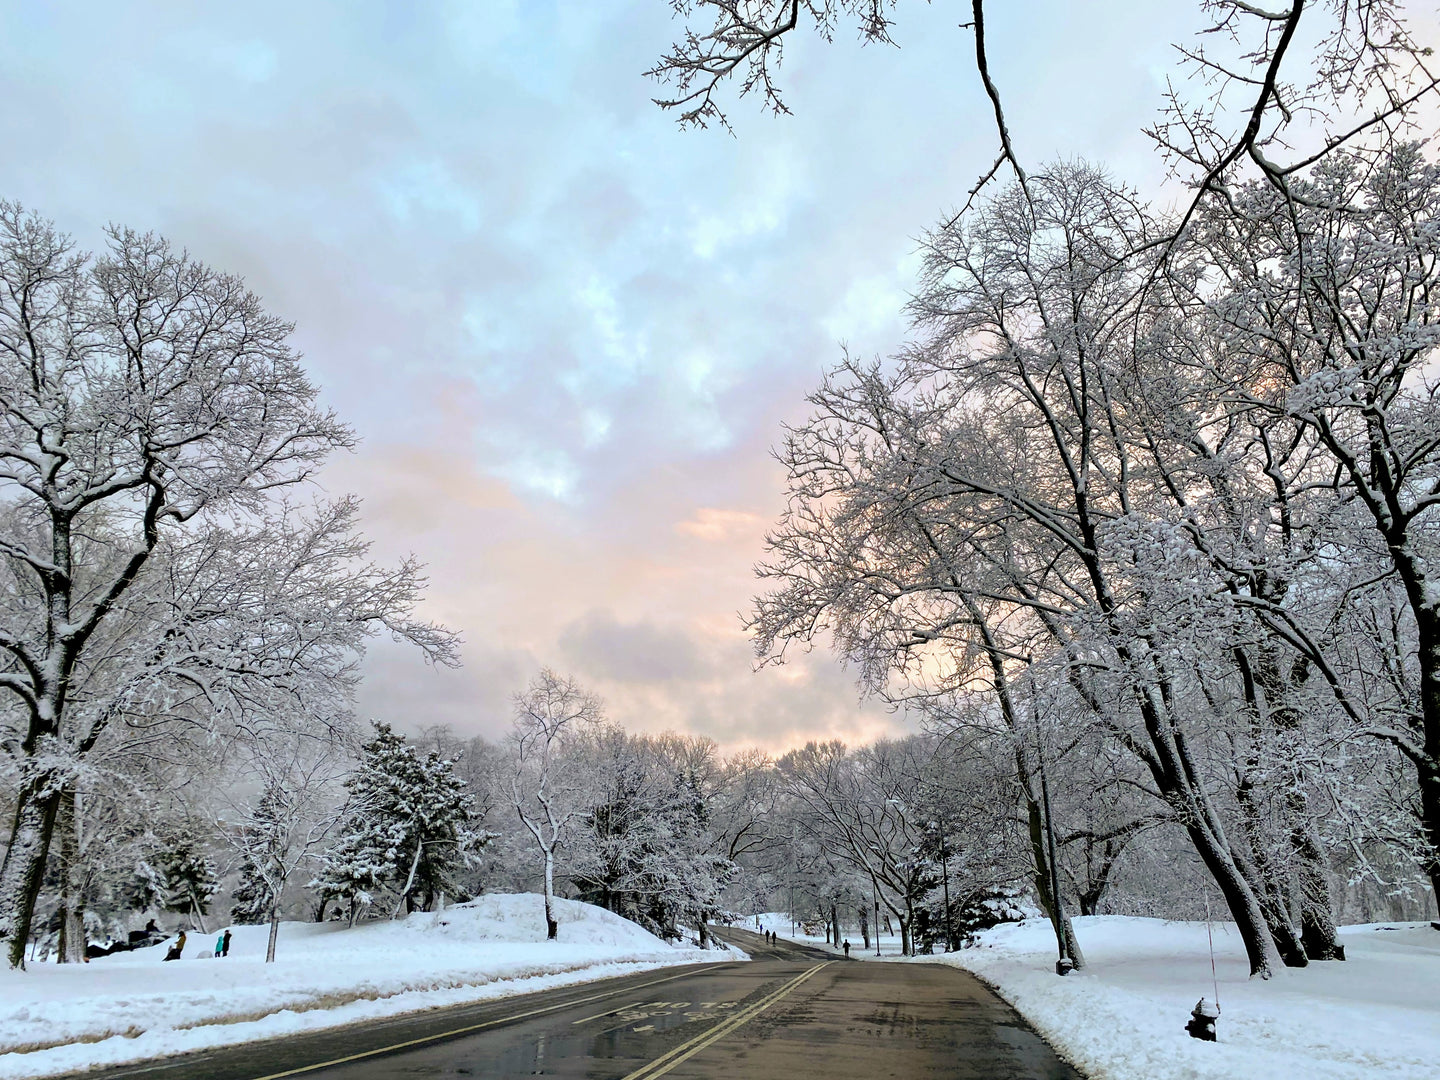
0, 894, 735, 1079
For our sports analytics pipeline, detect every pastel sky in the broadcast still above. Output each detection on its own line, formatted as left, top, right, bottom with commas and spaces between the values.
1, 1, 1278, 749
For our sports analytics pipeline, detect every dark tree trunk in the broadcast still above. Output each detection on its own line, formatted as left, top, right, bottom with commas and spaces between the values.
1026, 795, 1085, 967
1233, 777, 1307, 968
1292, 818, 1344, 960
56, 786, 86, 964
0, 770, 64, 970
1251, 641, 1345, 962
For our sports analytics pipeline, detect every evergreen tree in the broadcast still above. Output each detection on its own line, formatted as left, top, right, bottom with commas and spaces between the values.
314, 722, 484, 922
157, 835, 220, 933
230, 782, 289, 926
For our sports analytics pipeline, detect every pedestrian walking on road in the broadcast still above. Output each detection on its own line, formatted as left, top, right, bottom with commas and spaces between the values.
843, 939, 851, 957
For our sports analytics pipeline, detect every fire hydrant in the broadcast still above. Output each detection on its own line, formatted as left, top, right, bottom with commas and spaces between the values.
1185, 998, 1219, 1041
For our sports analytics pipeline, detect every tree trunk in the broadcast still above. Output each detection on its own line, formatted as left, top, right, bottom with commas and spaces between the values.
0, 770, 64, 970
1290, 815, 1344, 960
858, 907, 870, 950
1233, 777, 1307, 968
190, 896, 210, 935
56, 787, 86, 964
266, 907, 280, 963
1132, 675, 1281, 978
1421, 759, 1440, 904
543, 848, 558, 940
899, 914, 911, 957
1026, 796, 1085, 968
1250, 640, 1344, 961
830, 904, 840, 951
392, 839, 424, 920
697, 916, 710, 949
1388, 568, 1440, 904
1184, 816, 1281, 978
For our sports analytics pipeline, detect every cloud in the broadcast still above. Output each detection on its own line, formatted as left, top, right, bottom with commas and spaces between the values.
675, 508, 762, 543
558, 610, 709, 684
0, 0, 1263, 754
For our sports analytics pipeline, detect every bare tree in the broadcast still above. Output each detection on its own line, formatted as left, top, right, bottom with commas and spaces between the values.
222, 734, 346, 962
651, 2, 1438, 236
0, 203, 456, 968
779, 738, 936, 955
510, 669, 604, 940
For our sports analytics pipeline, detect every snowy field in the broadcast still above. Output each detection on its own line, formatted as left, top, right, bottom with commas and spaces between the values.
0, 894, 738, 1079
762, 912, 1440, 1080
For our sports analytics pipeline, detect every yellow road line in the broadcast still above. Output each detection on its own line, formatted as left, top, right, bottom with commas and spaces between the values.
246, 965, 727, 1080
620, 963, 831, 1080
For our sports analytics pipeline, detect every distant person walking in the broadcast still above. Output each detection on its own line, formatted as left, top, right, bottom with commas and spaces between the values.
214, 934, 223, 957
221, 928, 232, 956
843, 939, 851, 958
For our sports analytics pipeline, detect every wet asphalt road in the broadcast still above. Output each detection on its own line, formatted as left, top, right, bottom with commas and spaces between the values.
59, 927, 1081, 1080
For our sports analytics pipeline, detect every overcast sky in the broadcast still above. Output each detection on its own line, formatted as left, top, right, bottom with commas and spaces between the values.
0, 1, 1285, 749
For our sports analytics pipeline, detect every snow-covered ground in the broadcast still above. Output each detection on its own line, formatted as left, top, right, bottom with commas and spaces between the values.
941, 916, 1440, 1080
760, 911, 1440, 1079
0, 894, 739, 1079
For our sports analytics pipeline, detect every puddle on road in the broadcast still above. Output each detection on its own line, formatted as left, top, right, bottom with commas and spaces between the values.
581, 999, 740, 1057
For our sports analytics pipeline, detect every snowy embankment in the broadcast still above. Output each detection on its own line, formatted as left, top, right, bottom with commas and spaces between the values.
920, 916, 1440, 1080
756, 911, 1440, 1078
0, 894, 738, 1079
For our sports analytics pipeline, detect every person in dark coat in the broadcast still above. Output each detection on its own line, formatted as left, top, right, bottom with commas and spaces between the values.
221, 929, 232, 957
843, 939, 851, 957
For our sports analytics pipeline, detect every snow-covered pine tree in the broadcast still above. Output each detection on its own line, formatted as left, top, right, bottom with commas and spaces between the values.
157, 836, 219, 934
230, 782, 291, 927
229, 866, 271, 926
314, 722, 482, 924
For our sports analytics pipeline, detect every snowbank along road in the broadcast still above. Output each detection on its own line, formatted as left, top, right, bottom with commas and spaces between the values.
54, 927, 1080, 1079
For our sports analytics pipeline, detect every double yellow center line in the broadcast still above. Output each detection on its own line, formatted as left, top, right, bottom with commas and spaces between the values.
620, 962, 831, 1080
248, 965, 725, 1079
248, 961, 829, 1080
